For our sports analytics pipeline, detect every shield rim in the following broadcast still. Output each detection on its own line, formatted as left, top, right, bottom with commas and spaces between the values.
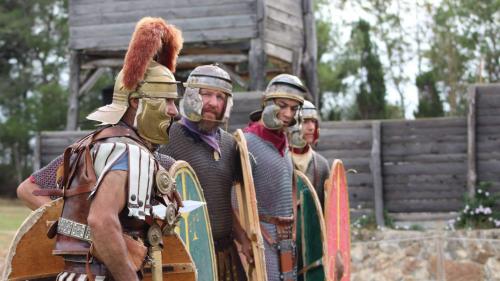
233, 129, 268, 281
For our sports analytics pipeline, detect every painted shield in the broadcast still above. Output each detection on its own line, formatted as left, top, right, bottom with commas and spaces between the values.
233, 129, 268, 281
295, 170, 329, 281
2, 198, 196, 281
170, 160, 218, 281
325, 159, 351, 281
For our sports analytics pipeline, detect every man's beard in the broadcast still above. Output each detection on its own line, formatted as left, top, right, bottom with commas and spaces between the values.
198, 119, 219, 133
198, 107, 223, 133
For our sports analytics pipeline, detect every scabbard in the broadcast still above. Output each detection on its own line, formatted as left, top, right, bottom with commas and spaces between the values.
278, 239, 295, 281
150, 245, 163, 281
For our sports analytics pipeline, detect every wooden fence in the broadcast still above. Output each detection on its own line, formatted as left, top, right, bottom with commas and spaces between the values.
35, 84, 499, 220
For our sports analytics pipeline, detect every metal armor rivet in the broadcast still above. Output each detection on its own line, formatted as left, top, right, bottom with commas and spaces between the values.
131, 195, 136, 201
156, 170, 173, 195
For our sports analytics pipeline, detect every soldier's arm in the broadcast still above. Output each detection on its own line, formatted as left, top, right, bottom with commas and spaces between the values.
16, 178, 51, 210
17, 155, 63, 210
87, 170, 139, 281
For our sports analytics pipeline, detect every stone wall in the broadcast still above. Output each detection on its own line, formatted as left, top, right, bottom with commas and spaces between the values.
351, 229, 500, 281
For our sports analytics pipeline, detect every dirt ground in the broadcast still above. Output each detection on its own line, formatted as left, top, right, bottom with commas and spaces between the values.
0, 199, 31, 274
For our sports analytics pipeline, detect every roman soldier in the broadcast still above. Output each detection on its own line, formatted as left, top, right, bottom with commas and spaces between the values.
243, 74, 306, 281
20, 17, 184, 281
289, 100, 330, 207
159, 65, 250, 280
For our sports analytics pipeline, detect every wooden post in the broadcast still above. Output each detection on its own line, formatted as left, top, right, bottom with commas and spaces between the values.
78, 67, 107, 97
248, 0, 266, 91
302, 0, 319, 106
467, 85, 477, 197
371, 121, 385, 226
292, 50, 302, 78
66, 50, 80, 130
33, 132, 41, 172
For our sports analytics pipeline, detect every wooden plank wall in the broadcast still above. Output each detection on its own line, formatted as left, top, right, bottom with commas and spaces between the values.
316, 121, 374, 209
475, 84, 500, 196
263, 0, 304, 62
35, 131, 92, 168
381, 118, 467, 213
69, 0, 257, 50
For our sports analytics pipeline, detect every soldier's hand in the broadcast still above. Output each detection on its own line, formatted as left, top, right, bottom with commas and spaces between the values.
240, 234, 254, 264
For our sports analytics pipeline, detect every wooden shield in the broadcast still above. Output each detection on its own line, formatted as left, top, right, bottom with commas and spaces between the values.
324, 159, 351, 281
3, 194, 196, 280
170, 160, 218, 281
233, 129, 267, 281
295, 170, 329, 281
2, 198, 64, 280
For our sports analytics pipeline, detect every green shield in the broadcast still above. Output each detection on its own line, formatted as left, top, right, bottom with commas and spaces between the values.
170, 161, 218, 281
295, 170, 328, 281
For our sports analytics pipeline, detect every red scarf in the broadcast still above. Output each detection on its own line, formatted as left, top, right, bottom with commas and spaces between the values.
244, 122, 288, 156
292, 145, 310, 155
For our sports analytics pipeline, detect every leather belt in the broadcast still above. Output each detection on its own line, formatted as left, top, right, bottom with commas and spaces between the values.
58, 217, 92, 242
259, 214, 293, 226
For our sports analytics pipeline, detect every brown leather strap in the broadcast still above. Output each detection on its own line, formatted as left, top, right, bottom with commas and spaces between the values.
86, 250, 96, 281
33, 188, 64, 197
259, 214, 294, 225
63, 183, 94, 197
92, 126, 146, 147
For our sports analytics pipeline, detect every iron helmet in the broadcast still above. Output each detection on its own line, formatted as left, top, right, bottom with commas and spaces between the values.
180, 64, 233, 123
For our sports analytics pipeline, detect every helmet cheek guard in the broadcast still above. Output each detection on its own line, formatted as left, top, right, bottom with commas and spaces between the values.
262, 101, 283, 130
179, 87, 203, 122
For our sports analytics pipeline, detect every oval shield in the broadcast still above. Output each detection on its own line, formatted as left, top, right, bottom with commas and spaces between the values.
325, 159, 351, 281
295, 170, 329, 281
170, 160, 218, 281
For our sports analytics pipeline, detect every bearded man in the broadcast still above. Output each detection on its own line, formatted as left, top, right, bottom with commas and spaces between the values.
158, 65, 250, 280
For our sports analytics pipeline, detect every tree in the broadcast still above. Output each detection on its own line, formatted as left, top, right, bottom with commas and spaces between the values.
414, 71, 444, 118
0, 0, 68, 193
426, 0, 500, 115
349, 20, 388, 119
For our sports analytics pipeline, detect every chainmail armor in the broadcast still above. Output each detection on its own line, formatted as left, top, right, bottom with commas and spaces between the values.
244, 132, 294, 281
159, 122, 239, 240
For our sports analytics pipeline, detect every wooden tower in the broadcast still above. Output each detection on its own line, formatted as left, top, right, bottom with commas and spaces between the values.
67, 0, 318, 129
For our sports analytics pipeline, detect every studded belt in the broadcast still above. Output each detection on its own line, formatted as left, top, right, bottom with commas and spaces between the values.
57, 217, 92, 242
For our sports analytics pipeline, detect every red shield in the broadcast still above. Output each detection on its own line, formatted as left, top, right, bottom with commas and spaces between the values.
324, 159, 351, 281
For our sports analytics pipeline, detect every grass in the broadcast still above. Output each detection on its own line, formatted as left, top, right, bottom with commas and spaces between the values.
0, 199, 32, 231
0, 198, 32, 273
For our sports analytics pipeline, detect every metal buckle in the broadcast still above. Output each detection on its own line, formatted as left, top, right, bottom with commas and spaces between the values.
57, 217, 92, 242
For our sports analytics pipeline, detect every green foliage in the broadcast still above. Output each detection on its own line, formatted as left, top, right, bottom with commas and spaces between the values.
414, 71, 444, 118
451, 182, 500, 229
0, 0, 68, 192
426, 0, 500, 116
350, 20, 388, 120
